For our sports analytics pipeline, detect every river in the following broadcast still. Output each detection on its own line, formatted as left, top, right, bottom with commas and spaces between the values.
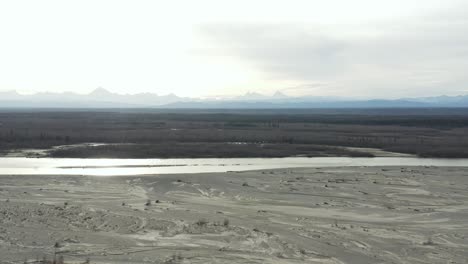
0, 157, 467, 176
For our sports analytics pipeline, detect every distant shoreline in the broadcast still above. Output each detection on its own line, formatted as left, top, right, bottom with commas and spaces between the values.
2, 142, 376, 159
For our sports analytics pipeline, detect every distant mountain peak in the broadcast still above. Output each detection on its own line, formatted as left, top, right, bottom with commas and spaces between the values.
235, 91, 289, 101
89, 87, 112, 96
166, 93, 178, 97
245, 91, 263, 96
0, 90, 20, 95
236, 92, 265, 100
272, 91, 288, 98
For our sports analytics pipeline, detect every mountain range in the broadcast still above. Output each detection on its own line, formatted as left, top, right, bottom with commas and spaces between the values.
1, 88, 468, 108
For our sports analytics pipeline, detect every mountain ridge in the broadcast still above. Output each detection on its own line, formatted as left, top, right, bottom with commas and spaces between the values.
1, 88, 468, 108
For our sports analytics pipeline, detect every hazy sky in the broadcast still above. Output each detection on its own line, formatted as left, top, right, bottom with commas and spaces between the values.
1, 0, 467, 98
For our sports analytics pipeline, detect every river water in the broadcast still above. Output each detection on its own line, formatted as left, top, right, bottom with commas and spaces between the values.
0, 157, 467, 176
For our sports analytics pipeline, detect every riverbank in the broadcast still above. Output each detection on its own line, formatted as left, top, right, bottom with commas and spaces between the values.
1, 166, 467, 263
1, 142, 417, 160
2, 142, 376, 159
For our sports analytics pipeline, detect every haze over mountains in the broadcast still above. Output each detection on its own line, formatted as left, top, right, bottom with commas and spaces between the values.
1, 88, 468, 108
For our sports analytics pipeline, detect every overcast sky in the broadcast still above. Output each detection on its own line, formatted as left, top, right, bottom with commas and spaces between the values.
1, 0, 467, 98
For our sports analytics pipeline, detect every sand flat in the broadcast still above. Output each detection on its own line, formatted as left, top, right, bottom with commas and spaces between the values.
1, 166, 468, 263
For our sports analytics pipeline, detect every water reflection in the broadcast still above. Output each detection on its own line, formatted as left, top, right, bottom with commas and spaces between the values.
0, 157, 467, 176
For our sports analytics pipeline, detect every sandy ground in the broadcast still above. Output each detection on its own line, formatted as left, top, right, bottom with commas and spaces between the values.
1, 166, 467, 263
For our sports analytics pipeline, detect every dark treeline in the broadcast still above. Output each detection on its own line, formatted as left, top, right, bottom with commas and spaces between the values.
1, 110, 468, 158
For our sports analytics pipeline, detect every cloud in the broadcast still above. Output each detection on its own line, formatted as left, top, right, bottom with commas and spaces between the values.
199, 4, 468, 97
200, 24, 347, 80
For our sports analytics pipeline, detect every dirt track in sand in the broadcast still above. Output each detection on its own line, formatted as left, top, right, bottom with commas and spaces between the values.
1, 166, 468, 263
